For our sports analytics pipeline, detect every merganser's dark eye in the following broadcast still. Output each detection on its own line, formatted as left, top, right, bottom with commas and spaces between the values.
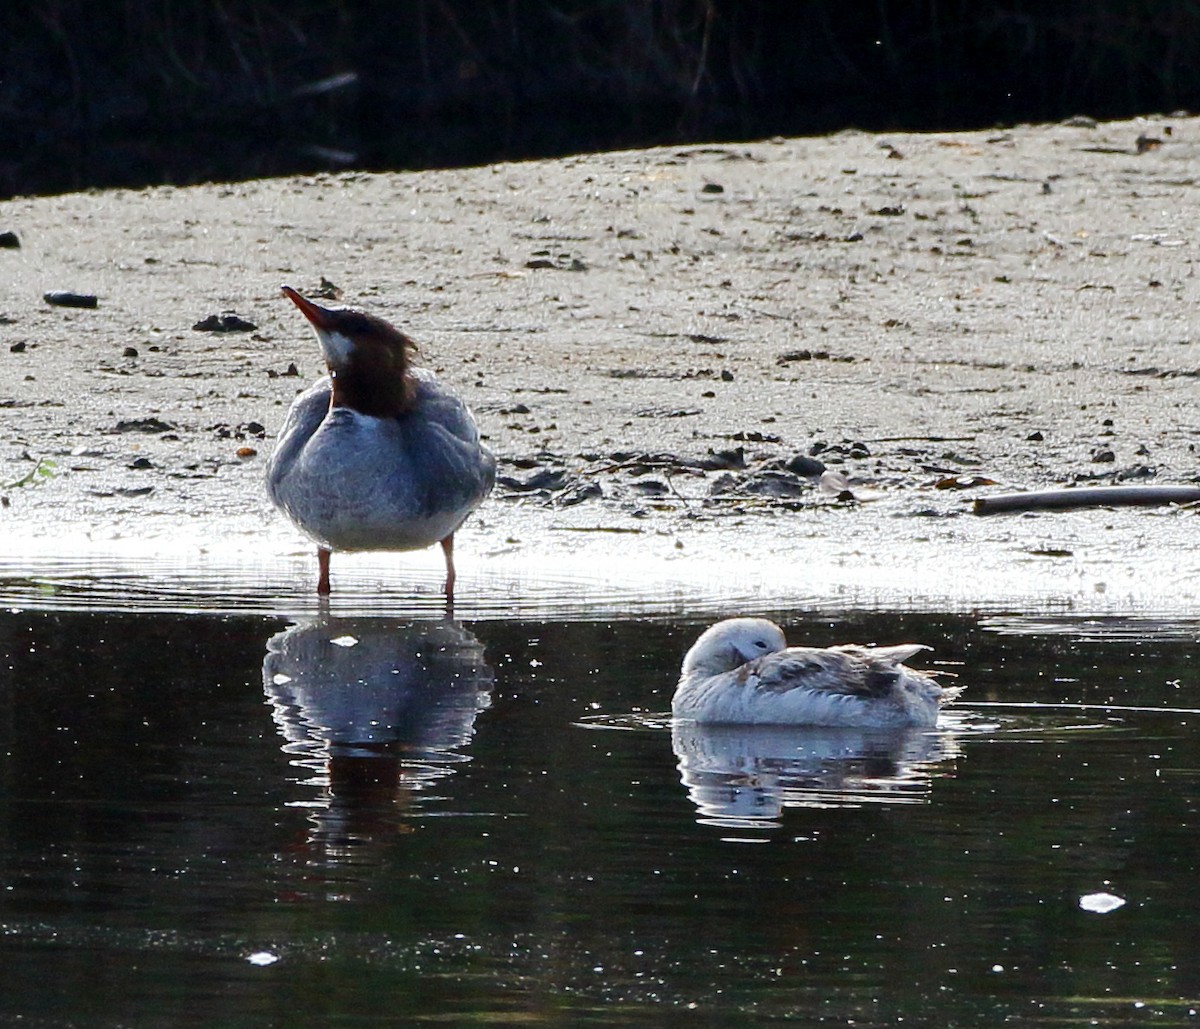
754, 639, 770, 649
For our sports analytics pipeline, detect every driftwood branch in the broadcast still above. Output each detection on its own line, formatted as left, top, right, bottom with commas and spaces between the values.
973, 485, 1200, 515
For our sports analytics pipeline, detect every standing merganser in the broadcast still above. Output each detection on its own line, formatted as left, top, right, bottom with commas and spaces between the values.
267, 286, 496, 598
673, 618, 962, 727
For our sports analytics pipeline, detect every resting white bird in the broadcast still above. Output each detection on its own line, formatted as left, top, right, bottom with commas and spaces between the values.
672, 617, 962, 728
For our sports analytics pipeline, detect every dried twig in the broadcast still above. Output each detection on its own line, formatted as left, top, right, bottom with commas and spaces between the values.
973, 485, 1200, 515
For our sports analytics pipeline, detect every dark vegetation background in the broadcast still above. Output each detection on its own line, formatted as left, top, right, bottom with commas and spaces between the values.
2, 0, 1197, 199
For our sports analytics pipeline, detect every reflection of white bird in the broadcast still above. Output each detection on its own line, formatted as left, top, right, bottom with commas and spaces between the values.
672, 722, 961, 825
673, 618, 962, 727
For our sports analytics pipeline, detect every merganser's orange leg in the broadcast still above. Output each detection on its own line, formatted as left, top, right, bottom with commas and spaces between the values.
317, 547, 332, 595
440, 534, 456, 601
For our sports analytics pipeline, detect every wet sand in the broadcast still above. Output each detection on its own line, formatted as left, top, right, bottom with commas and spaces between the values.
1, 115, 1197, 614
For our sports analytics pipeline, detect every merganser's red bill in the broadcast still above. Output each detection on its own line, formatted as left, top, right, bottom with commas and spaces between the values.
281, 285, 333, 330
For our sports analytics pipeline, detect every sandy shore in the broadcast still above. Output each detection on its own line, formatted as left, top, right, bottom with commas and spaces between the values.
1, 115, 1197, 615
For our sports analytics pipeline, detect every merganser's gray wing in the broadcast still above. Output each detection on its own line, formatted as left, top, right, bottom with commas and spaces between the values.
265, 377, 331, 506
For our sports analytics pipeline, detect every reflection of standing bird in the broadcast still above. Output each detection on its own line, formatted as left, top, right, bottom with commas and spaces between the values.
263, 617, 494, 870
267, 287, 496, 599
263, 617, 494, 757
673, 618, 962, 727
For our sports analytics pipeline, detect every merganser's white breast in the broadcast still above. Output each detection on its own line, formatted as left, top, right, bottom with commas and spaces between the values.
672, 617, 962, 728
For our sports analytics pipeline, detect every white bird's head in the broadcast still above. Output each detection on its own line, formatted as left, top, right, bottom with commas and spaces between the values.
680, 618, 788, 679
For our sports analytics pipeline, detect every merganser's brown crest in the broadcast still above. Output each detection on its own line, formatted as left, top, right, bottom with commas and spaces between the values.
281, 286, 416, 419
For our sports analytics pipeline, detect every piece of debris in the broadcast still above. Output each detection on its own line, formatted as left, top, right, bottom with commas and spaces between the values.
819, 469, 857, 501
498, 468, 569, 492
935, 475, 998, 490
313, 277, 343, 299
783, 454, 826, 477
974, 485, 1200, 515
697, 447, 745, 471
115, 417, 176, 433
193, 312, 257, 332
525, 251, 588, 272
44, 291, 98, 308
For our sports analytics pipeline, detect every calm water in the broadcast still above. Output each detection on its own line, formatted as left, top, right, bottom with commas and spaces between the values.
1, 596, 1198, 1025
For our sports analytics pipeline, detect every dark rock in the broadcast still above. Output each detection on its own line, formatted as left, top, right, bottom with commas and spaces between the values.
720, 369, 734, 381
707, 472, 740, 495
123, 346, 139, 358
210, 421, 267, 440
128, 457, 154, 469
525, 251, 587, 272
726, 430, 781, 443
1116, 464, 1156, 480
740, 470, 810, 498
10, 342, 26, 353
0, 231, 19, 248
1091, 448, 1116, 463
558, 481, 603, 506
698, 446, 745, 470
499, 467, 569, 492
115, 417, 175, 433
632, 479, 670, 496
193, 312, 257, 332
708, 469, 809, 499
701, 182, 725, 194
1026, 430, 1044, 441
44, 291, 98, 308
783, 453, 826, 477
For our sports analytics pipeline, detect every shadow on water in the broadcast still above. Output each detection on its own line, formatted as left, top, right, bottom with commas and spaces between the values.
0, 578, 1198, 1023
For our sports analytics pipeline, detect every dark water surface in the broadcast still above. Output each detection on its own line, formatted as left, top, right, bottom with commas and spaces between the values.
0, 599, 1198, 1025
